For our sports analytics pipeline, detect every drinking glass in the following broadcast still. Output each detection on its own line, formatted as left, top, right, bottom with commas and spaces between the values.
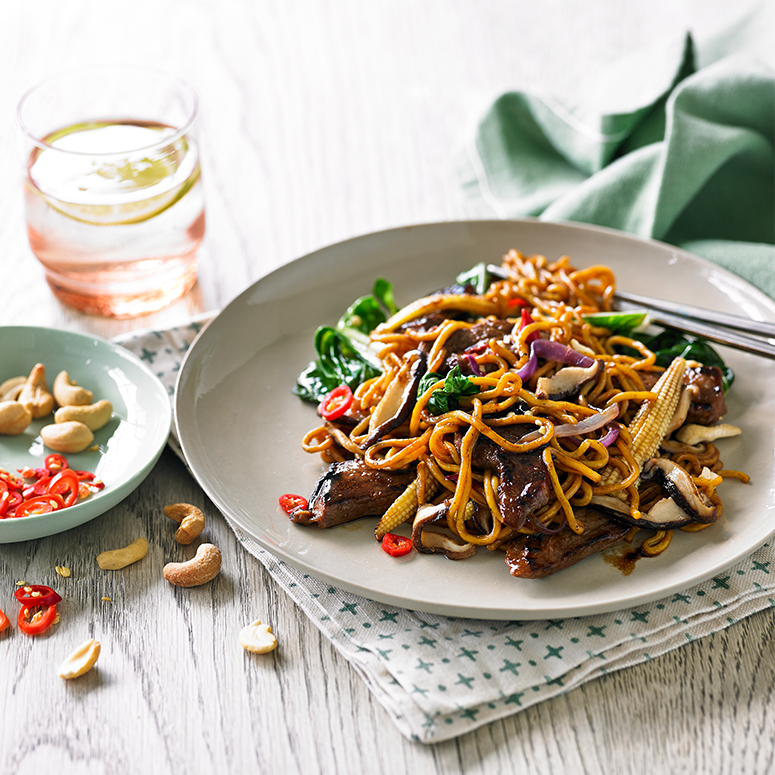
17, 66, 205, 318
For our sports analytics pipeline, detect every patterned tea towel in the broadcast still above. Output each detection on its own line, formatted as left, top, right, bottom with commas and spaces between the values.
113, 18, 775, 744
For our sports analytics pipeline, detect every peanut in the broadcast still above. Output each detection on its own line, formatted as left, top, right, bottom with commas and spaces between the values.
58, 638, 101, 679
96, 537, 149, 570
19, 363, 54, 418
40, 421, 94, 453
0, 400, 32, 435
163, 543, 221, 587
53, 371, 93, 407
163, 503, 205, 545
55, 399, 113, 431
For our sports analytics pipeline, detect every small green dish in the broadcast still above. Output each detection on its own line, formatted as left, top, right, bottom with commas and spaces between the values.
0, 326, 171, 543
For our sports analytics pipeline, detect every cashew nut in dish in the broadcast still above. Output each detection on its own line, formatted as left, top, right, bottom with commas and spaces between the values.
96, 537, 149, 570
40, 421, 94, 453
163, 543, 222, 587
0, 376, 26, 402
53, 370, 94, 407
239, 619, 278, 654
58, 638, 101, 679
163, 503, 206, 545
55, 399, 113, 432
0, 400, 32, 435
19, 363, 54, 419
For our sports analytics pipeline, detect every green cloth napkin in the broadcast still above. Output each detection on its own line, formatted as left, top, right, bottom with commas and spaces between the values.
461, 33, 774, 297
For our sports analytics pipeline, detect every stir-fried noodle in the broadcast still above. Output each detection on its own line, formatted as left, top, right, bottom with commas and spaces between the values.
296, 251, 747, 576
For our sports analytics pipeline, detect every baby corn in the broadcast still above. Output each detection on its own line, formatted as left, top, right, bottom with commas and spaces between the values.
375, 475, 439, 540
628, 356, 687, 466
601, 356, 687, 489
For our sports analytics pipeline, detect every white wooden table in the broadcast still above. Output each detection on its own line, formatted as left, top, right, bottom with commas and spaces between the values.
2, 3, 773, 773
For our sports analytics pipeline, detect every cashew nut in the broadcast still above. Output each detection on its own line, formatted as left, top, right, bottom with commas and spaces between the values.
55, 399, 113, 431
53, 370, 93, 407
58, 638, 101, 679
239, 619, 278, 654
19, 364, 54, 419
0, 376, 26, 401
163, 543, 222, 587
96, 537, 149, 570
163, 503, 206, 545
0, 400, 32, 435
40, 421, 94, 453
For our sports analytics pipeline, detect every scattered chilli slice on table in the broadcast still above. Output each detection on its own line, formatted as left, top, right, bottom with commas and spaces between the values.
286, 251, 747, 578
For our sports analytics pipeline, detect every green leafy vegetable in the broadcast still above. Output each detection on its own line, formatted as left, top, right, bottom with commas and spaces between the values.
418, 366, 480, 415
591, 313, 734, 392
341, 277, 397, 334
639, 330, 735, 391
294, 279, 396, 402
581, 311, 649, 336
455, 263, 493, 295
294, 326, 382, 402
372, 277, 397, 316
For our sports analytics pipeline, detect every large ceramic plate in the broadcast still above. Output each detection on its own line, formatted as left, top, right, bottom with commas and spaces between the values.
0, 327, 172, 543
175, 220, 775, 619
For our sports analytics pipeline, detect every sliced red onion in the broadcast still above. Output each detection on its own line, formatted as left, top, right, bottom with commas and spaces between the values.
515, 349, 538, 381
466, 353, 483, 377
516, 339, 595, 381
599, 424, 620, 448
520, 403, 620, 443
554, 403, 619, 437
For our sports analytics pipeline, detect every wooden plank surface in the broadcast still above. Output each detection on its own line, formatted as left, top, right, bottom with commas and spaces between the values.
1, 2, 772, 773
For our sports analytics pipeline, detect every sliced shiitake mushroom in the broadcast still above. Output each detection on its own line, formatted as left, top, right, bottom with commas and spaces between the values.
590, 456, 717, 529
640, 457, 717, 524
411, 500, 477, 560
362, 350, 427, 447
535, 359, 602, 401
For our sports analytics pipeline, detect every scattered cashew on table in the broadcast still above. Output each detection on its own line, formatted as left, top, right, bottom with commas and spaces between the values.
96, 538, 149, 570
163, 503, 206, 545
160, 502, 276, 650
163, 543, 222, 587
239, 620, 278, 654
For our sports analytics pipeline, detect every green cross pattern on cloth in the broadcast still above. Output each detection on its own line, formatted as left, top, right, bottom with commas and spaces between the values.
113, 14, 775, 745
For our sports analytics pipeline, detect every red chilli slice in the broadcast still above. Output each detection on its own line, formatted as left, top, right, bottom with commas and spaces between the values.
381, 533, 413, 557
13, 494, 66, 518
18, 604, 58, 636
14, 584, 62, 608
318, 385, 354, 422
279, 493, 308, 514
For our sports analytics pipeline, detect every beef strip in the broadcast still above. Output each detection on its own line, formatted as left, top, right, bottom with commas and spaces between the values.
444, 319, 514, 356
290, 459, 415, 528
684, 366, 727, 425
399, 312, 454, 336
640, 365, 727, 425
443, 319, 515, 374
505, 508, 629, 578
431, 282, 477, 296
469, 426, 551, 531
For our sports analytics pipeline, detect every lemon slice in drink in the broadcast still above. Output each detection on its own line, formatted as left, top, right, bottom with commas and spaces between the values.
30, 122, 199, 226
